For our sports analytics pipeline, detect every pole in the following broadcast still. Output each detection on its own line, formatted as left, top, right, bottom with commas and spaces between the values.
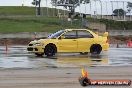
35, 0, 37, 16
85, 2, 87, 14
79, 0, 81, 14
90, 0, 92, 18
22, 0, 24, 6
98, 0, 103, 19
123, 1, 126, 21
52, 2, 54, 17
130, 12, 132, 21
95, 0, 97, 19
4, 39, 8, 55
46, 0, 48, 17
63, 7, 65, 17
117, 1, 119, 20
41, 0, 43, 16
106, 1, 108, 19
111, 1, 114, 20
38, 0, 41, 15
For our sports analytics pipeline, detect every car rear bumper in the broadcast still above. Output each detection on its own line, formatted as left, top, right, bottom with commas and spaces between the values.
102, 43, 109, 51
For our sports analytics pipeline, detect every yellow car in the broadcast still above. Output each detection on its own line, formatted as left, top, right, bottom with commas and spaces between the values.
27, 29, 109, 56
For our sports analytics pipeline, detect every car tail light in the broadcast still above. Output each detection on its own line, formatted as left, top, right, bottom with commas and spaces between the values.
106, 39, 109, 44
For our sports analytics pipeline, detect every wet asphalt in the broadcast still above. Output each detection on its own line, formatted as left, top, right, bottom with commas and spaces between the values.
0, 45, 132, 68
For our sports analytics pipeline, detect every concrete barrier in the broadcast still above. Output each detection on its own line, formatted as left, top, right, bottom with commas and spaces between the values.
107, 30, 132, 36
0, 30, 132, 39
0, 32, 51, 39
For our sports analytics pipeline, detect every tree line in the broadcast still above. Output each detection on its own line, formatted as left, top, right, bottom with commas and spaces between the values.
31, 0, 132, 18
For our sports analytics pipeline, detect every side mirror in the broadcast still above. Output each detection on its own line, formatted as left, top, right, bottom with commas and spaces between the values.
103, 32, 108, 37
59, 36, 65, 39
95, 32, 99, 35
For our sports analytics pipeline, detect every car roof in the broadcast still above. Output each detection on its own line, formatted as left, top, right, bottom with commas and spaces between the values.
65, 29, 89, 31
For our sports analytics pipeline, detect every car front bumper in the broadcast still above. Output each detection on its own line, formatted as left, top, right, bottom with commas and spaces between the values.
27, 46, 44, 53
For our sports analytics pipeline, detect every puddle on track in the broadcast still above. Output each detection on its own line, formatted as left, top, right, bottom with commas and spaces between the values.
0, 46, 132, 68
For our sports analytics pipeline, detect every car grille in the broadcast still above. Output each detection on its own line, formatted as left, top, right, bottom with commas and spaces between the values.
34, 48, 38, 51
29, 44, 33, 46
27, 47, 33, 51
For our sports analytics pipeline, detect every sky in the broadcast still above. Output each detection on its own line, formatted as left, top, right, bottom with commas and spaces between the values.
0, 0, 32, 6
0, 0, 132, 15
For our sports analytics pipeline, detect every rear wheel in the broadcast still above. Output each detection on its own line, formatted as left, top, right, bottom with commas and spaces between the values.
44, 45, 56, 57
90, 44, 102, 54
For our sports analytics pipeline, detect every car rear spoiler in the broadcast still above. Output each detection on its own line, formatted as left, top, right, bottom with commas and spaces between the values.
103, 32, 108, 37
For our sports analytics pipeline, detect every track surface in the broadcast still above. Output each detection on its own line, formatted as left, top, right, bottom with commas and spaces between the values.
0, 46, 132, 88
0, 46, 132, 68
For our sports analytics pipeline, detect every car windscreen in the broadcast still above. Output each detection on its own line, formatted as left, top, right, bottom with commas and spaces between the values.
48, 30, 64, 39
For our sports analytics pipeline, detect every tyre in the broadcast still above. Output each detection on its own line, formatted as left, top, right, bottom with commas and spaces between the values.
35, 53, 44, 56
90, 44, 102, 54
44, 45, 56, 57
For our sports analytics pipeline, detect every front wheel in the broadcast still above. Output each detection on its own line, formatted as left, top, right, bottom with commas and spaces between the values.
44, 45, 56, 57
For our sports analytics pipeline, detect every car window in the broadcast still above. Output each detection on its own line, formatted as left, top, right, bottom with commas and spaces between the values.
77, 30, 93, 38
48, 30, 64, 39
63, 31, 77, 39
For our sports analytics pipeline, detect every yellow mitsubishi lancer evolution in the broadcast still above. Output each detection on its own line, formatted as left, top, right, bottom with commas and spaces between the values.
27, 29, 109, 56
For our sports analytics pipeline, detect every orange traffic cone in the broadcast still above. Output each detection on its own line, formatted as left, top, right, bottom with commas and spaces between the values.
81, 68, 88, 78
127, 39, 132, 48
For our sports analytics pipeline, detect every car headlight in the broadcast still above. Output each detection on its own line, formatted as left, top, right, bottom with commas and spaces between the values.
35, 43, 44, 46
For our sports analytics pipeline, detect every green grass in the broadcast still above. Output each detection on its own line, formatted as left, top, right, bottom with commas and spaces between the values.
0, 16, 83, 33
0, 6, 80, 33
0, 17, 60, 33
1, 6, 132, 33
0, 6, 68, 16
0, 6, 35, 15
87, 18, 132, 30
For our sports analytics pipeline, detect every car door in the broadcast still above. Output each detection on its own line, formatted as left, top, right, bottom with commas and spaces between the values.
77, 30, 94, 52
58, 30, 78, 52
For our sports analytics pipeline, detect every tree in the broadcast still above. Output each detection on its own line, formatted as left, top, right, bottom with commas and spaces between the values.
127, 2, 132, 20
51, 0, 90, 9
51, 0, 90, 18
32, 0, 41, 16
127, 2, 132, 13
113, 9, 126, 16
